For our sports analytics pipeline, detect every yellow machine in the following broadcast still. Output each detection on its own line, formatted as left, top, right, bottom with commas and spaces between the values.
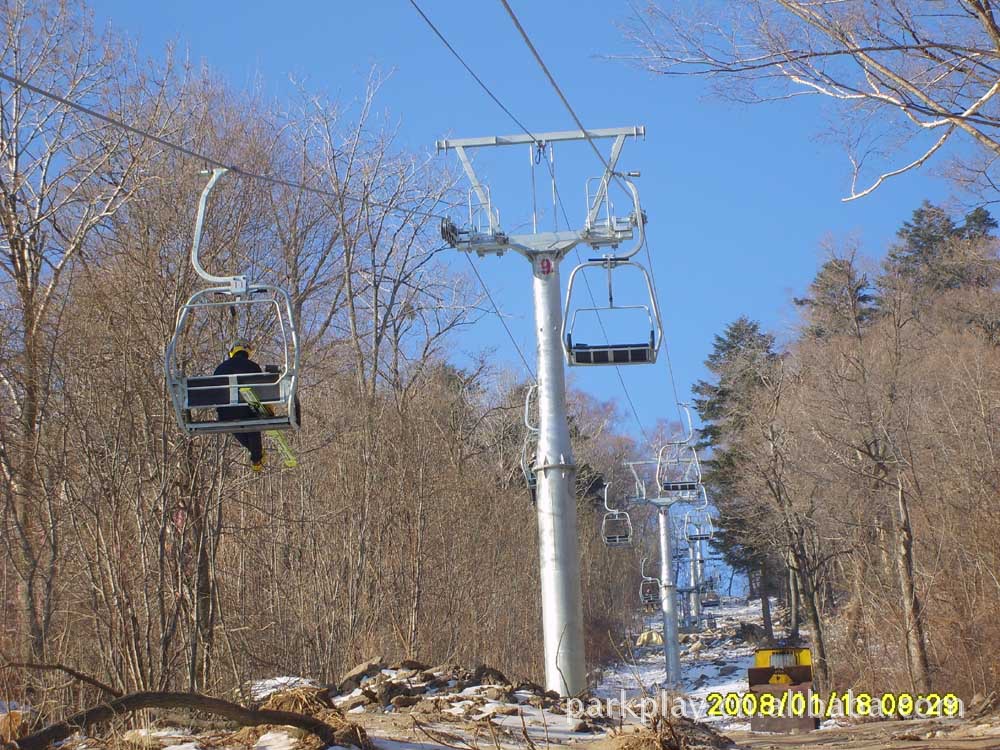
747, 646, 818, 733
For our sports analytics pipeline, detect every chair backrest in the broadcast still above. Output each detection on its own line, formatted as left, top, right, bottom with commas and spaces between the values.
184, 371, 285, 409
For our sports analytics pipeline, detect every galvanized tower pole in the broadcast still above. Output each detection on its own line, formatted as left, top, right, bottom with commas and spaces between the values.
689, 538, 702, 625
532, 254, 585, 695
657, 504, 681, 685
436, 126, 645, 697
696, 532, 706, 599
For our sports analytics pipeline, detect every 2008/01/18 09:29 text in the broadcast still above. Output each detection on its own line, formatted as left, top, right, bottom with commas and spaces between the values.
705, 690, 964, 720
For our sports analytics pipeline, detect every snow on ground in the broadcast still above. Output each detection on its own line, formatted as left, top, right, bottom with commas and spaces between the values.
162, 742, 202, 750
249, 676, 320, 700
595, 597, 766, 733
252, 730, 301, 750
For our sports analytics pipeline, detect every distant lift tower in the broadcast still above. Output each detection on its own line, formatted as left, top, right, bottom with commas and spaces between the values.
437, 126, 645, 696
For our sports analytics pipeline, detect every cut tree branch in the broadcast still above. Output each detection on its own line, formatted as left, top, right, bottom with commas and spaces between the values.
5, 692, 370, 750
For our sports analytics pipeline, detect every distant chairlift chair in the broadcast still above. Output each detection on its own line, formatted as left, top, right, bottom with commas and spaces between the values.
601, 483, 633, 547
521, 385, 539, 502
639, 558, 661, 606
684, 509, 715, 543
655, 404, 704, 498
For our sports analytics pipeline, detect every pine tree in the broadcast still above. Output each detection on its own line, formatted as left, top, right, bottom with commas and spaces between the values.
794, 255, 876, 338
959, 206, 998, 241
883, 201, 997, 292
693, 317, 779, 585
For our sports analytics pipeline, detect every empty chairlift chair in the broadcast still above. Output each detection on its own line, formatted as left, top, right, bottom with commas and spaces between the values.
657, 447, 703, 500
656, 404, 703, 497
521, 385, 539, 501
562, 257, 662, 365
600, 484, 633, 547
165, 168, 301, 436
684, 510, 715, 543
561, 176, 662, 366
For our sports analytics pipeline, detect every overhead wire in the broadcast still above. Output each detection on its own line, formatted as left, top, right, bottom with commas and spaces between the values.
0, 69, 450, 223
406, 0, 538, 143
1, 11, 683, 442
463, 254, 536, 380
550, 180, 652, 445
409, 0, 656, 441
406, 0, 544, 383
496, 0, 687, 431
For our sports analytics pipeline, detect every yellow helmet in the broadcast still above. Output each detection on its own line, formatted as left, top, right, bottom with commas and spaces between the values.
229, 339, 252, 358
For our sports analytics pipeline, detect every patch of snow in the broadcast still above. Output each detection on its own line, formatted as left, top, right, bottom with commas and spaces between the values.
332, 687, 364, 707
249, 676, 318, 700
135, 728, 194, 738
442, 699, 474, 716
374, 740, 445, 750
490, 704, 602, 741
162, 742, 201, 750
253, 730, 297, 750
596, 597, 769, 733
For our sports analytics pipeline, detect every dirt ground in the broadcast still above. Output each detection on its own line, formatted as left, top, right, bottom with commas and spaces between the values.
728, 718, 1000, 750
351, 710, 1000, 750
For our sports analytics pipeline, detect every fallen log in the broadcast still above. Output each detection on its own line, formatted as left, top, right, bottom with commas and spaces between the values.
6, 691, 353, 750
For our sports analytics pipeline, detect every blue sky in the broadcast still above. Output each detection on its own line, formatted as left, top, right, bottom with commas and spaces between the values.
90, 0, 961, 442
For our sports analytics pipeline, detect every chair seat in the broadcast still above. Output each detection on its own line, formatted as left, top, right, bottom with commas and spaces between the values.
569, 342, 653, 365
661, 481, 700, 493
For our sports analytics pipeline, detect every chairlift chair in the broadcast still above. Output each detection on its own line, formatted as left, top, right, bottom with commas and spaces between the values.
520, 385, 539, 499
683, 510, 715, 543
165, 169, 301, 436
626, 459, 657, 503
657, 445, 703, 499
561, 178, 663, 366
600, 483, 633, 547
639, 558, 661, 606
562, 258, 662, 365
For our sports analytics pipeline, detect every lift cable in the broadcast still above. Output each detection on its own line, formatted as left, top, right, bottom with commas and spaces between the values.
0, 69, 451, 223
551, 186, 652, 444
409, 0, 656, 441
406, 0, 539, 144
496, 0, 687, 430
463, 254, 536, 381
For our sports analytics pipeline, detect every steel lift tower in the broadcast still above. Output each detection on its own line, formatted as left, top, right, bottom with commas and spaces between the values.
437, 126, 645, 696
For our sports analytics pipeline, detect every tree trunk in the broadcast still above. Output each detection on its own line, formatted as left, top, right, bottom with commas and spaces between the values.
788, 564, 800, 640
793, 551, 830, 692
759, 561, 774, 641
895, 478, 931, 692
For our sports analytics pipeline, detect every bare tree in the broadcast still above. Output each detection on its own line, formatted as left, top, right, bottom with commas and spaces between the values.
0, 0, 168, 661
624, 1, 1000, 199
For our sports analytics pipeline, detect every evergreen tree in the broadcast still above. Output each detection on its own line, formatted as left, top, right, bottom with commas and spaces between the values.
883, 201, 997, 292
959, 206, 998, 240
794, 256, 876, 337
693, 317, 778, 582
694, 316, 776, 447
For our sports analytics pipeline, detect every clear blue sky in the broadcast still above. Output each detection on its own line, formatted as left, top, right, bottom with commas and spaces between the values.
90, 0, 960, 442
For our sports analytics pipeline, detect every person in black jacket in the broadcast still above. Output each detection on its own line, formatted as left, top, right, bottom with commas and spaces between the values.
215, 339, 266, 471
